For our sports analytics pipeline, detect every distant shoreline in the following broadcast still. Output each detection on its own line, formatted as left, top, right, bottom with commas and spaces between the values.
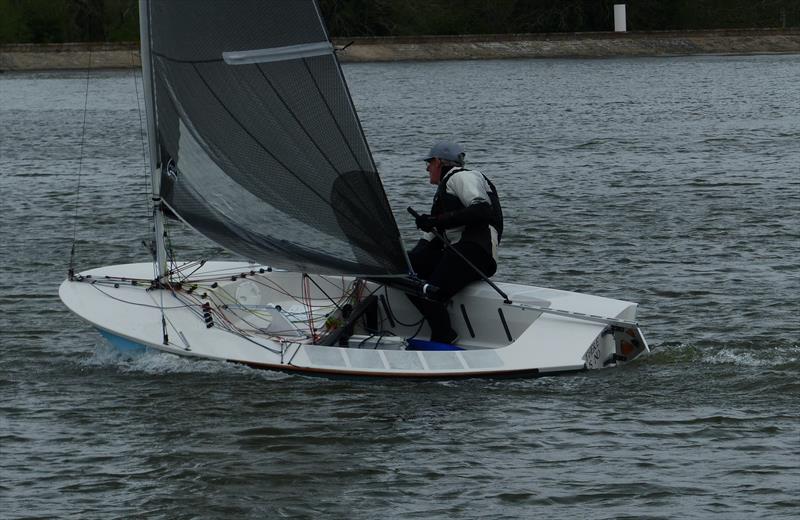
1, 28, 798, 71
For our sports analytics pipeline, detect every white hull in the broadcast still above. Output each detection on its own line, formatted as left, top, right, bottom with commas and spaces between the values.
60, 261, 648, 378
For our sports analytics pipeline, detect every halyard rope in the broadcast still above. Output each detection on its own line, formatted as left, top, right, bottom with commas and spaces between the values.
131, 47, 151, 221
67, 45, 92, 279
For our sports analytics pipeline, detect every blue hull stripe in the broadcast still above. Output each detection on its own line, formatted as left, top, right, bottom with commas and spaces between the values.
98, 330, 148, 352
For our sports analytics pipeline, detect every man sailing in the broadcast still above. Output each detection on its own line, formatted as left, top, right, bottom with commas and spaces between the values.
408, 141, 503, 345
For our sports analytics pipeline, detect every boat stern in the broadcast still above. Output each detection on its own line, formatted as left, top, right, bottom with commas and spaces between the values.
583, 323, 650, 369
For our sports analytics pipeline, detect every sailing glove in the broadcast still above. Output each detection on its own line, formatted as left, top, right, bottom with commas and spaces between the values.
417, 203, 492, 232
436, 202, 493, 229
415, 213, 438, 232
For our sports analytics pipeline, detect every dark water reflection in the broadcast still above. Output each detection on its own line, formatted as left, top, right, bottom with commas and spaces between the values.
1, 56, 798, 519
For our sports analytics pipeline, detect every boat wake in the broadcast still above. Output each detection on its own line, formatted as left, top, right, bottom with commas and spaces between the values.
645, 341, 799, 368
80, 343, 291, 379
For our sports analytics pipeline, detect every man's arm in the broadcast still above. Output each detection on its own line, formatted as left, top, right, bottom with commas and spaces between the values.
436, 171, 493, 228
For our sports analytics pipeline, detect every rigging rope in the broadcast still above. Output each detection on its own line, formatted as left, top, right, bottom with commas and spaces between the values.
131, 48, 151, 221
303, 274, 318, 342
81, 263, 405, 352
67, 46, 93, 280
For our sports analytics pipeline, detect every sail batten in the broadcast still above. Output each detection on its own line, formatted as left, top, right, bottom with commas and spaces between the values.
146, 0, 408, 275
223, 42, 334, 65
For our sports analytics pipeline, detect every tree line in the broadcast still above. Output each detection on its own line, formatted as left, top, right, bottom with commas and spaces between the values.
1, 0, 797, 44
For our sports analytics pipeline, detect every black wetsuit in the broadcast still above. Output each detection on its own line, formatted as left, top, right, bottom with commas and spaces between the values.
408, 166, 503, 343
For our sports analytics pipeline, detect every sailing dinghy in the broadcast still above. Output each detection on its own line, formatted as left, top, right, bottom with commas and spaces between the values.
60, 0, 649, 378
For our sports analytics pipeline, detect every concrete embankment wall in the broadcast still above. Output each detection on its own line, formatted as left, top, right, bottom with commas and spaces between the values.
1, 29, 798, 70
338, 29, 800, 61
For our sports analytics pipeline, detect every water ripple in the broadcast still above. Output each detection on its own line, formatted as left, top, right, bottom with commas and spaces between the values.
2, 56, 799, 520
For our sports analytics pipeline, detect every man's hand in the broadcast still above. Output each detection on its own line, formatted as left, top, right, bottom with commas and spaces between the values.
415, 213, 437, 232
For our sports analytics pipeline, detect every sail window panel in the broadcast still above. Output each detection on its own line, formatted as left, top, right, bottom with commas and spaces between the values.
150, 0, 326, 62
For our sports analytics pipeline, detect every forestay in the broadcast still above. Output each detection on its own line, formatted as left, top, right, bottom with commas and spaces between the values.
144, 0, 408, 275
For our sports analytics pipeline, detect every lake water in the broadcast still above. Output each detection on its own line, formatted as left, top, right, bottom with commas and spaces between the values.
1, 55, 798, 519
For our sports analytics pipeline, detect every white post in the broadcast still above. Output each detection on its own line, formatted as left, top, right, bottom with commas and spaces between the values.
614, 4, 627, 32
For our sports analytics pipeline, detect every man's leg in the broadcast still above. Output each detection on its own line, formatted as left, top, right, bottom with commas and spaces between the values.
420, 243, 496, 344
407, 240, 450, 340
407, 239, 442, 279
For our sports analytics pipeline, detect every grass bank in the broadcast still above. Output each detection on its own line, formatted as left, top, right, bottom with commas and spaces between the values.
1, 29, 798, 71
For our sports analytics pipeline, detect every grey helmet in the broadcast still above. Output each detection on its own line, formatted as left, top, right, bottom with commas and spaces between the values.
423, 140, 465, 166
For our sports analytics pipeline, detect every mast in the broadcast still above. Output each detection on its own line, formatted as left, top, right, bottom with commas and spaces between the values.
138, 0, 168, 281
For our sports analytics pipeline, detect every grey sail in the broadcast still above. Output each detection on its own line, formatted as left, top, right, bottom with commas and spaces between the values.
144, 0, 408, 275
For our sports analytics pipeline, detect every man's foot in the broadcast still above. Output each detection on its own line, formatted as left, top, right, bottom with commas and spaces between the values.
431, 329, 459, 345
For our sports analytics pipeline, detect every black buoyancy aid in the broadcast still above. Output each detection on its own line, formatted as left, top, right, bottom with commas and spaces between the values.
431, 168, 504, 243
